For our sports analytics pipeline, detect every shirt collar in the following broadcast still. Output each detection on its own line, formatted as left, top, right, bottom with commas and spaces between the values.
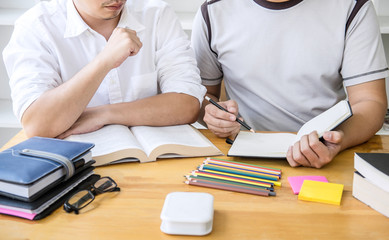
64, 0, 145, 38
64, 0, 89, 38
117, 5, 145, 33
253, 0, 303, 10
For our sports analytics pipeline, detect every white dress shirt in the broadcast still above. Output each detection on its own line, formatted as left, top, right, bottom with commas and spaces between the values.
3, 0, 206, 121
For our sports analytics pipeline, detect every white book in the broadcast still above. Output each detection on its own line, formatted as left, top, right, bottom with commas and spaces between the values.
354, 152, 389, 192
352, 171, 389, 218
228, 100, 352, 158
66, 124, 223, 166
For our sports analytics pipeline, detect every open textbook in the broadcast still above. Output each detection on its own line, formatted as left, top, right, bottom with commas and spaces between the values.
228, 100, 352, 158
66, 124, 223, 166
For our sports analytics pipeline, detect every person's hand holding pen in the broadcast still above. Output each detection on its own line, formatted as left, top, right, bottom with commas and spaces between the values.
204, 96, 254, 138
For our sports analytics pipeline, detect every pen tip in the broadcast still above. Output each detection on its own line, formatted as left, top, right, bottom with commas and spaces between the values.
250, 129, 255, 133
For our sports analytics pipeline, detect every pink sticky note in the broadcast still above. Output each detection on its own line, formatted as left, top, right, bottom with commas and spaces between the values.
287, 176, 328, 194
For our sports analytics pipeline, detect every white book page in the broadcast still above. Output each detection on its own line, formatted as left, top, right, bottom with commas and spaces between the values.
228, 131, 296, 158
295, 100, 351, 142
131, 125, 213, 156
66, 124, 143, 157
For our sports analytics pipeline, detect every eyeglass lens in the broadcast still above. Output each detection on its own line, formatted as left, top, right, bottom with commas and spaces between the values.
94, 177, 117, 193
67, 190, 94, 209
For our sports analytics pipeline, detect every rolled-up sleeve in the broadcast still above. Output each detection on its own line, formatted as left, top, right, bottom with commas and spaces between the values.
154, 4, 206, 105
3, 22, 62, 122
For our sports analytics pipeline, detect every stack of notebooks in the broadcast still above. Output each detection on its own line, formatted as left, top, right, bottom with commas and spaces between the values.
185, 158, 282, 197
0, 136, 97, 220
353, 152, 389, 217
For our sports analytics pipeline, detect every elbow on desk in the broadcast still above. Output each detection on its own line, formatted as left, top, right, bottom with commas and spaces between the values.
177, 103, 200, 125
185, 99, 203, 124
168, 94, 201, 125
21, 118, 61, 139
22, 125, 58, 139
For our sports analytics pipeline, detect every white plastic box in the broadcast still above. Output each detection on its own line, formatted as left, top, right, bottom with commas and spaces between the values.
160, 192, 214, 236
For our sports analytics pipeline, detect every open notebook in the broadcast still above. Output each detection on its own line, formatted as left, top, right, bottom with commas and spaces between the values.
228, 100, 352, 158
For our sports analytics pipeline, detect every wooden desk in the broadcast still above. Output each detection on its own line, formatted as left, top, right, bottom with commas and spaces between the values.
1, 130, 389, 240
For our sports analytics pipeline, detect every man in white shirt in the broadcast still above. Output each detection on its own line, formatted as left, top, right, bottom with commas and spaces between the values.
192, 0, 388, 168
3, 0, 206, 138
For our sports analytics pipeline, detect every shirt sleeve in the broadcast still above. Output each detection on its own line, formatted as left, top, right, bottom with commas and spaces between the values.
342, 1, 389, 87
3, 21, 62, 122
154, 3, 206, 105
191, 5, 223, 86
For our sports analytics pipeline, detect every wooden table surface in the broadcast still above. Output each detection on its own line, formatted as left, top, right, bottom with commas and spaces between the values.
1, 130, 389, 240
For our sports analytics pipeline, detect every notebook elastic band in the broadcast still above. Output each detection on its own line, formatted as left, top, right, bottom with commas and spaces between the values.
20, 149, 75, 180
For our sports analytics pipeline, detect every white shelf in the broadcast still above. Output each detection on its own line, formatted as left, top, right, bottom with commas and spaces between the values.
0, 99, 21, 128
0, 8, 27, 26
379, 16, 389, 34
164, 0, 201, 31
164, 0, 203, 12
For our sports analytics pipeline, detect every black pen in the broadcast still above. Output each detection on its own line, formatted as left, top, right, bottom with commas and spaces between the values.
205, 96, 255, 133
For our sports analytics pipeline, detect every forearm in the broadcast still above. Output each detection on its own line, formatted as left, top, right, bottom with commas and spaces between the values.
22, 56, 112, 138
337, 99, 387, 150
105, 93, 201, 127
338, 79, 387, 151
20, 26, 145, 138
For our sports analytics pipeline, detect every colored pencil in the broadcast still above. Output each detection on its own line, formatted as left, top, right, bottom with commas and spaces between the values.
184, 158, 282, 196
186, 174, 274, 190
196, 169, 281, 186
186, 178, 273, 195
204, 158, 281, 175
185, 179, 276, 197
205, 158, 282, 173
186, 175, 274, 191
191, 170, 273, 188
203, 161, 281, 177
198, 164, 280, 181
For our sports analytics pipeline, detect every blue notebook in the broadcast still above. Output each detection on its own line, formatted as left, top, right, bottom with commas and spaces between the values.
0, 137, 94, 202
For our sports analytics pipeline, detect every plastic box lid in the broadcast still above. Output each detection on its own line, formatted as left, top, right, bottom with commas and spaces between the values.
160, 192, 214, 236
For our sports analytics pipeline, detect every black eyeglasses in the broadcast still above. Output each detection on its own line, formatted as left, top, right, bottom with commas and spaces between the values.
64, 176, 120, 214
